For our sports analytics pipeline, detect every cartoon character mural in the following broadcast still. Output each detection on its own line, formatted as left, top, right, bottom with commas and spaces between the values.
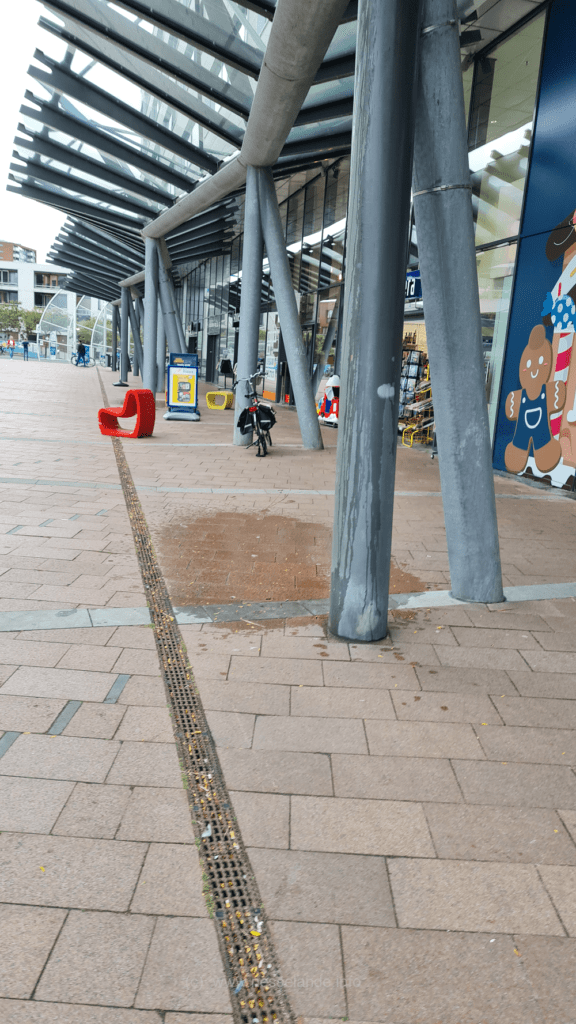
541, 210, 576, 466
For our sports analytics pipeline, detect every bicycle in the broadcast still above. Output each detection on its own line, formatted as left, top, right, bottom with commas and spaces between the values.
234, 371, 276, 457
71, 353, 92, 367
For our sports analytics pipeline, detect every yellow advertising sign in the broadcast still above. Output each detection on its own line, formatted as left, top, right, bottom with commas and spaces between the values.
169, 368, 197, 408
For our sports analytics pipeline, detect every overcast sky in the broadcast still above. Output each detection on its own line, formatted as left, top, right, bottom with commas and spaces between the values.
0, 0, 67, 264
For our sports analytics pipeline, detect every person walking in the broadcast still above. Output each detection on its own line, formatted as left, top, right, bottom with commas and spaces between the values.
77, 341, 86, 365
8, 338, 15, 359
22, 339, 29, 362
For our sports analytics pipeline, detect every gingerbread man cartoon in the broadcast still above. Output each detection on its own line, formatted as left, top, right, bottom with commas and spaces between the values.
505, 324, 566, 474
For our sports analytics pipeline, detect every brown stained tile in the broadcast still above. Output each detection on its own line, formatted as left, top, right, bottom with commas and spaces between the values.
453, 759, 576, 808
63, 702, 126, 739
425, 803, 576, 864
1, 666, 116, 702
229, 656, 323, 686
0, 694, 66, 733
0, 905, 67, 999
388, 857, 563, 934
115, 705, 175, 743
249, 847, 395, 926
36, 910, 155, 1006
492, 695, 576, 730
253, 715, 367, 754
365, 719, 485, 759
291, 685, 394, 720
116, 787, 195, 843
117, 676, 167, 706
0, 734, 121, 784
450, 626, 539, 649
135, 918, 232, 1013
106, 742, 183, 788
392, 689, 502, 724
260, 635, 349, 661
388, 623, 458, 646
415, 664, 516, 693
131, 843, 208, 917
0, 777, 74, 834
52, 783, 132, 839
322, 659, 418, 689
0, 832, 146, 910
349, 642, 440, 665
331, 754, 463, 803
436, 646, 530, 670
55, 644, 124, 672
181, 627, 261, 657
196, 679, 289, 716
477, 725, 576, 765
269, 921, 345, 1018
229, 790, 289, 848
290, 795, 434, 857
341, 927, 540, 1023
218, 748, 333, 796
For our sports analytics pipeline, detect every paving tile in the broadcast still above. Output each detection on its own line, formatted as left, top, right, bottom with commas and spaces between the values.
205, 710, 255, 749
187, 654, 231, 680
451, 625, 539, 649
424, 802, 576, 864
135, 917, 232, 1013
108, 625, 157, 649
0, 905, 67, 999
0, 665, 17, 684
349, 642, 441, 665
117, 675, 167, 706
181, 628, 261, 657
453, 759, 576, 808
62, 702, 125, 739
532, 630, 576, 651
477, 724, 576, 765
52, 782, 132, 838
117, 787, 195, 843
0, 733, 120, 783
270, 921, 345, 1017
291, 685, 395, 720
196, 679, 289, 716
229, 655, 323, 686
522, 650, 576, 674
559, 809, 576, 845
515, 934, 576, 1024
0, 777, 74, 833
341, 927, 540, 1023
538, 866, 576, 936
389, 623, 458, 646
465, 608, 552, 631
106, 741, 183, 788
260, 635, 349, 661
55, 644, 124, 672
218, 748, 333, 795
229, 790, 289, 848
391, 689, 501, 724
415, 664, 515, 693
291, 795, 434, 856
165, 1017, 232, 1024
365, 719, 485, 758
253, 715, 367, 754
115, 704, 175, 743
0, 694, 66, 732
508, 670, 576, 698
0, 638, 69, 667
0, 666, 116, 701
436, 646, 530, 670
36, 910, 155, 1006
322, 659, 418, 689
16, 626, 117, 645
249, 847, 395, 926
111, 648, 161, 676
388, 857, 563, 933
131, 843, 208, 916
0, 832, 146, 910
331, 753, 463, 802
492, 695, 576, 730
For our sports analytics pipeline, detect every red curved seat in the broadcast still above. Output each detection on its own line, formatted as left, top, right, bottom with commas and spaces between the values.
98, 388, 155, 438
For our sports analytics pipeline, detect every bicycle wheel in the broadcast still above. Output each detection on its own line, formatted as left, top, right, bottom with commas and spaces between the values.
255, 421, 267, 457
70, 355, 78, 365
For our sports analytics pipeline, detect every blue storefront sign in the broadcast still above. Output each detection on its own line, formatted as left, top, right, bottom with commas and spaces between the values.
494, 0, 576, 488
405, 271, 422, 301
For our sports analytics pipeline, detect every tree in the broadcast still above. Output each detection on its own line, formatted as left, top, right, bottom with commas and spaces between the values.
77, 316, 97, 345
20, 309, 42, 339
0, 303, 43, 339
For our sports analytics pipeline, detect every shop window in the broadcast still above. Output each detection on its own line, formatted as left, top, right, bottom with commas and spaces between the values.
285, 189, 304, 289
468, 13, 545, 246
321, 159, 349, 287
475, 241, 518, 439
300, 176, 325, 294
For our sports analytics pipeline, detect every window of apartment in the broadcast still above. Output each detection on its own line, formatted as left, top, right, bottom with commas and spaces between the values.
0, 291, 18, 303
34, 292, 53, 307
1, 270, 17, 284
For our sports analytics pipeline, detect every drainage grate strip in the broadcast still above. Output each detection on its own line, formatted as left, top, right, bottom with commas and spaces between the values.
104, 674, 131, 704
48, 700, 83, 735
98, 373, 294, 1024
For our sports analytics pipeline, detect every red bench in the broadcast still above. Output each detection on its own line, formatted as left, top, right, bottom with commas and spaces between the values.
98, 388, 155, 438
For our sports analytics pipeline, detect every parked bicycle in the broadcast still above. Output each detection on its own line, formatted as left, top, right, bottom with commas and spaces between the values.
234, 371, 276, 457
70, 352, 92, 367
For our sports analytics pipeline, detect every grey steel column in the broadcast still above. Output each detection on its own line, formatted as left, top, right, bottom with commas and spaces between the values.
412, 0, 503, 603
258, 168, 323, 451
127, 291, 144, 376
157, 242, 185, 354
311, 292, 340, 397
111, 304, 118, 373
117, 286, 129, 385
144, 237, 158, 394
156, 298, 166, 395
233, 165, 263, 446
329, 0, 422, 641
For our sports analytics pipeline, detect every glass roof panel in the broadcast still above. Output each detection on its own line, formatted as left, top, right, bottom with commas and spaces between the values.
17, 153, 164, 214
301, 78, 355, 109
323, 21, 357, 63
286, 116, 353, 145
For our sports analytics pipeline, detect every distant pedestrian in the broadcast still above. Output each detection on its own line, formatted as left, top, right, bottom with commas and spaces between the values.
77, 342, 86, 365
8, 338, 15, 359
22, 339, 29, 361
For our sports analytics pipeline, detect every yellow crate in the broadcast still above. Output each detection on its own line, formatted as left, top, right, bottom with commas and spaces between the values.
206, 391, 234, 410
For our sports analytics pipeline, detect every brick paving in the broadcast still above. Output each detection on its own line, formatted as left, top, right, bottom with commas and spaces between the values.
1, 360, 576, 1021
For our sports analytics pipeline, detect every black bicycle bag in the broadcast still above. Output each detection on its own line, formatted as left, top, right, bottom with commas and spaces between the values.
257, 403, 276, 430
236, 407, 253, 435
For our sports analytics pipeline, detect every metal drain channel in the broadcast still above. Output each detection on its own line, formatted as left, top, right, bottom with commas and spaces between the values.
98, 374, 294, 1024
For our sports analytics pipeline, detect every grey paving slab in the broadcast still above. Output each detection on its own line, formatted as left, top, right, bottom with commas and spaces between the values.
388, 858, 563, 934
63, 701, 126, 739
1, 666, 117, 702
116, 675, 166, 706
391, 689, 502, 724
508, 670, 576, 698
116, 787, 195, 843
559, 809, 576, 845
52, 782, 132, 839
322, 659, 419, 689
228, 655, 323, 686
477, 724, 576, 765
0, 776, 74, 833
131, 843, 208, 917
135, 917, 232, 1013
516, 934, 576, 1024
229, 790, 289, 849
269, 921, 345, 1018
36, 910, 155, 1007
415, 664, 515, 693
538, 866, 576, 936
492, 695, 576, 730
0, 734, 121, 783
0, 608, 91, 632
248, 847, 395, 926
89, 607, 151, 626
205, 710, 255, 749
195, 679, 289, 716
291, 685, 395, 719
290, 795, 435, 857
0, 832, 146, 910
331, 753, 463, 803
105, 741, 183, 788
0, 694, 66, 733
218, 748, 333, 796
365, 719, 485, 759
115, 704, 174, 743
253, 714, 367, 754
424, 802, 576, 864
48, 700, 82, 735
341, 927, 541, 1023
0, 905, 67, 999
453, 759, 576, 808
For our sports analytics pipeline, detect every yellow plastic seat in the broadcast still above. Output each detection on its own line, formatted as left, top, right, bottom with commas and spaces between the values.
206, 391, 234, 410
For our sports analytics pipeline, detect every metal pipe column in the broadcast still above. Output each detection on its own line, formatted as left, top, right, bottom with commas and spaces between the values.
111, 304, 118, 373
311, 292, 340, 397
329, 0, 422, 641
156, 299, 166, 395
117, 286, 130, 385
258, 168, 323, 451
157, 242, 186, 354
412, 0, 503, 603
143, 237, 158, 394
233, 165, 264, 446
127, 292, 144, 376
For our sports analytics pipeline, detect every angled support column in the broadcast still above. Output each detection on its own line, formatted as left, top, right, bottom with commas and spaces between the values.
114, 286, 130, 386
412, 0, 503, 603
258, 167, 323, 451
156, 298, 166, 395
144, 237, 159, 394
111, 304, 118, 373
311, 291, 340, 397
329, 0, 422, 641
127, 290, 143, 376
233, 165, 264, 446
157, 240, 186, 354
